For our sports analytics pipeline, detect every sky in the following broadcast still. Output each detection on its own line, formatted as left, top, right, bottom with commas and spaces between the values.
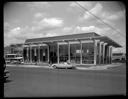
4, 1, 126, 53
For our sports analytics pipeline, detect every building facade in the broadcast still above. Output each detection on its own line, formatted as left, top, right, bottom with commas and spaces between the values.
23, 32, 121, 65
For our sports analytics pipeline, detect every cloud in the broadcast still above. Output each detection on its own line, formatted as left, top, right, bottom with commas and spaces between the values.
45, 32, 58, 37
4, 22, 12, 33
32, 17, 64, 32
4, 26, 24, 45
4, 17, 64, 46
4, 25, 46, 46
96, 10, 125, 26
34, 12, 49, 19
70, 2, 94, 10
5, 27, 21, 39
73, 25, 110, 36
42, 18, 63, 27
77, 2, 125, 29
78, 2, 124, 22
105, 11, 125, 20
34, 13, 44, 18
78, 2, 103, 21
62, 27, 72, 32
27, 2, 51, 9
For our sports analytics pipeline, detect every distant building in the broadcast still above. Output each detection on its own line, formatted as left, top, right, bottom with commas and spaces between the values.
112, 53, 126, 61
23, 32, 121, 65
4, 43, 24, 57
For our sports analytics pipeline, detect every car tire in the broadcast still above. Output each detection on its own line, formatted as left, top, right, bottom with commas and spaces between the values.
53, 65, 56, 69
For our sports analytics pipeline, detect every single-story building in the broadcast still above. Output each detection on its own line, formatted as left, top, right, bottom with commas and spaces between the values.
23, 32, 121, 65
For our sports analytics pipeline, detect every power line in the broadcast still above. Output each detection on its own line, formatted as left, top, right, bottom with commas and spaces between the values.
75, 2, 125, 37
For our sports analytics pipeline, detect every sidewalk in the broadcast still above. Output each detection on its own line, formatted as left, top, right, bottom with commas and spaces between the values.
6, 63, 122, 70
76, 63, 122, 70
6, 64, 52, 69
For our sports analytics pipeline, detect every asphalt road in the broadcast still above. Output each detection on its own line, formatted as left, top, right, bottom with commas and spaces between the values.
4, 63, 126, 97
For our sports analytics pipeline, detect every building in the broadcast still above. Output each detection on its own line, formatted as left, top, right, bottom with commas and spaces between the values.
112, 53, 126, 62
23, 32, 121, 65
4, 46, 12, 55
4, 43, 24, 57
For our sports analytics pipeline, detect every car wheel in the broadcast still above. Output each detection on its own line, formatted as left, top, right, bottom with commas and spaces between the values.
53, 65, 56, 69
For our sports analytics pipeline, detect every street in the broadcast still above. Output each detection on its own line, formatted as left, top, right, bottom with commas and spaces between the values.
4, 63, 126, 97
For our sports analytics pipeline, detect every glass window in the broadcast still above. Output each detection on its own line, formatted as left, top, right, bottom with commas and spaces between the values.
82, 43, 94, 64
31, 47, 35, 62
70, 43, 80, 64
49, 44, 57, 63
59, 44, 68, 62
23, 47, 27, 62
40, 46, 48, 62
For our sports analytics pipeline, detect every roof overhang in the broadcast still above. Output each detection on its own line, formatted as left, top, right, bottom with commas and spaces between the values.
24, 36, 121, 48
93, 36, 122, 47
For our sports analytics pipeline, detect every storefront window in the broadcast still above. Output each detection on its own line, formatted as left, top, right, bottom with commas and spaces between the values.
40, 46, 48, 62
59, 44, 68, 62
70, 43, 80, 64
31, 47, 35, 62
82, 43, 94, 64
23, 47, 27, 62
49, 44, 57, 64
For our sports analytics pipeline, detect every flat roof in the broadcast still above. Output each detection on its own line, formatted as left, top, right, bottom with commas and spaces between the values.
24, 32, 121, 47
93, 36, 121, 47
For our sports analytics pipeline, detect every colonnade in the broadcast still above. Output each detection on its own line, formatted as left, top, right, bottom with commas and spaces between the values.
23, 39, 113, 65
23, 44, 49, 64
94, 40, 112, 65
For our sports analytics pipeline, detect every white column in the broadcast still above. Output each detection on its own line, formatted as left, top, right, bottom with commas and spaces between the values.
34, 47, 36, 56
80, 41, 82, 64
110, 46, 113, 64
99, 41, 104, 64
22, 45, 24, 62
109, 46, 111, 64
30, 45, 32, 63
68, 42, 70, 63
27, 47, 29, 63
38, 45, 40, 63
57, 43, 59, 64
47, 45, 49, 63
94, 40, 99, 65
103, 43, 107, 64
109, 46, 112, 64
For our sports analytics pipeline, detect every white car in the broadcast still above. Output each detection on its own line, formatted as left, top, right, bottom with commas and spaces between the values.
51, 62, 76, 69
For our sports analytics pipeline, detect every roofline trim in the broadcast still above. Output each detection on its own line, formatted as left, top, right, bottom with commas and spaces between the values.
24, 35, 121, 48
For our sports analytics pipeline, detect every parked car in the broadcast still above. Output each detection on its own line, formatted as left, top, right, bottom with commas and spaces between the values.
51, 62, 76, 69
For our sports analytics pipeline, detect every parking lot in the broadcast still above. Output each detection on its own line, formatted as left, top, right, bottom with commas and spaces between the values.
4, 63, 126, 97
